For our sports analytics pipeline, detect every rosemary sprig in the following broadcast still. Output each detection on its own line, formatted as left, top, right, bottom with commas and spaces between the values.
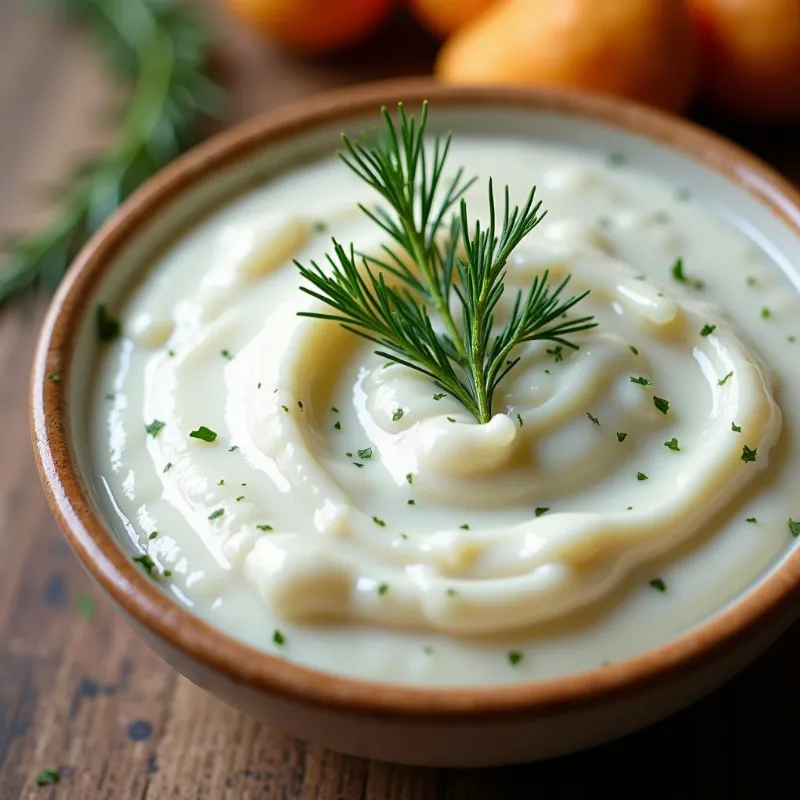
296, 104, 597, 424
0, 0, 221, 304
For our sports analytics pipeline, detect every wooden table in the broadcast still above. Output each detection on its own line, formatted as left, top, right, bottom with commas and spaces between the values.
2, 2, 800, 797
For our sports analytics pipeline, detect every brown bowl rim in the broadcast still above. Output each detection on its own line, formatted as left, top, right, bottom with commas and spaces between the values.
30, 78, 800, 722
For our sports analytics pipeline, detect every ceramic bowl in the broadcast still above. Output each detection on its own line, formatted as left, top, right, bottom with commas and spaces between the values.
30, 80, 800, 767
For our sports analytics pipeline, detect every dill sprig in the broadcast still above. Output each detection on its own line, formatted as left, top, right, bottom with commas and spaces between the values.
295, 103, 597, 424
0, 0, 221, 304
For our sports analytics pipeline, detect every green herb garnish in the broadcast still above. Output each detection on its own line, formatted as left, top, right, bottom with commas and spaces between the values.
664, 437, 680, 451
507, 651, 524, 666
357, 447, 373, 460
746, 517, 757, 524
35, 768, 60, 787
273, 629, 286, 646
718, 371, 734, 386
670, 258, 704, 289
761, 307, 773, 319
630, 376, 653, 386
741, 445, 758, 463
333, 421, 342, 430
617, 432, 627, 443
731, 422, 742, 433
377, 583, 389, 595
96, 305, 121, 341
208, 508, 224, 521
190, 426, 217, 443
629, 345, 639, 355
433, 393, 446, 401
700, 324, 716, 337
294, 104, 596, 425
653, 397, 670, 415
145, 419, 165, 438
789, 519, 800, 538
372, 516, 386, 527
547, 345, 564, 363
649, 577, 667, 592
133, 554, 156, 575
47, 373, 61, 382
534, 507, 550, 517
637, 472, 649, 481
587, 412, 600, 425
74, 592, 96, 620
148, 530, 158, 540
406, 473, 413, 484
392, 408, 405, 422
256, 524, 273, 532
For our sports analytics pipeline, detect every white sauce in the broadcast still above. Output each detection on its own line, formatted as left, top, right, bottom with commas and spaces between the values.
91, 137, 800, 685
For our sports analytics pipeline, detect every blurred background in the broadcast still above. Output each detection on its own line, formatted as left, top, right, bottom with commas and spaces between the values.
1, 0, 799, 797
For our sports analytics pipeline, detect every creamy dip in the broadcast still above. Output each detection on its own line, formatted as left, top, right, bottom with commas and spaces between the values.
91, 135, 800, 685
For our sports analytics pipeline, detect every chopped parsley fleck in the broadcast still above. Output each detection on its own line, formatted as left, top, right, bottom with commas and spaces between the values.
649, 577, 667, 592
273, 629, 286, 645
630, 376, 653, 386
236, 495, 245, 502
217, 479, 225, 487
637, 472, 649, 481
433, 393, 446, 401
353, 462, 364, 468
345, 452, 353, 457
163, 462, 173, 473
331, 406, 339, 413
297, 400, 304, 410
626, 506, 633, 511
587, 412, 600, 425
96, 304, 121, 341
312, 219, 328, 233
281, 405, 289, 412
190, 426, 217, 443
460, 523, 470, 530
617, 432, 628, 443
35, 768, 60, 786
517, 413, 523, 427
74, 592, 96, 620
761, 307, 773, 319
392, 408, 404, 422
400, 533, 409, 539
670, 258, 704, 289
228, 445, 239, 452
741, 445, 758, 463
700, 324, 716, 337
377, 583, 389, 595
145, 419, 166, 438
406, 473, 413, 484
47, 373, 61, 382
333, 421, 342, 430
547, 345, 564, 363
653, 396, 670, 415
718, 371, 734, 386
746, 517, 757, 524
789, 519, 800, 538
664, 437, 680, 451
257, 382, 262, 389
629, 345, 639, 355
148, 531, 158, 540
407, 499, 416, 505
133, 554, 156, 575
163, 570, 172, 577
168, 349, 176, 358
220, 349, 233, 360
606, 151, 626, 167
507, 651, 524, 666
372, 516, 386, 527
534, 507, 550, 517
208, 508, 224, 521
544, 369, 551, 374
357, 447, 373, 460
746, 276, 757, 287
256, 524, 273, 532
447, 416, 456, 423
731, 421, 742, 433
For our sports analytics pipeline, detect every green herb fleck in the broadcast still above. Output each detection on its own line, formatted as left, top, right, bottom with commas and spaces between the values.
534, 507, 549, 517
312, 219, 328, 233
745, 276, 757, 287
35, 768, 60, 787
637, 472, 649, 481
407, 499, 416, 505
460, 523, 470, 530
629, 345, 639, 355
353, 462, 364, 468
281, 405, 289, 412
298, 400, 304, 410
700, 324, 716, 337
392, 408, 404, 422
74, 592, 96, 620
718, 371, 734, 386
220, 349, 233, 360
406, 473, 413, 484
208, 508, 224, 521
345, 452, 353, 458
256, 524, 273, 532
47, 373, 61, 382
357, 447, 373, 460
133, 554, 156, 575
331, 406, 339, 413
447, 417, 456, 423
507, 651, 524, 666
741, 445, 758, 463
630, 376, 653, 386
148, 530, 158, 540
163, 570, 172, 577
333, 421, 342, 430
377, 583, 389, 595
746, 517, 757, 524
145, 419, 166, 438
664, 437, 680, 451
433, 393, 446, 401
649, 577, 667, 592
731, 422, 742, 433
372, 516, 386, 527
587, 412, 600, 425
617, 432, 627, 443
789, 519, 800, 538
97, 304, 121, 341
653, 396, 669, 415
547, 345, 564, 363
273, 629, 286, 646
190, 426, 217, 443
761, 307, 772, 319
163, 462, 173, 473
671, 258, 704, 289
516, 413, 523, 427
236, 495, 245, 502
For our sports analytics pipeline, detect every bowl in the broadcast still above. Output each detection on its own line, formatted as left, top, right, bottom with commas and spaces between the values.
30, 79, 800, 767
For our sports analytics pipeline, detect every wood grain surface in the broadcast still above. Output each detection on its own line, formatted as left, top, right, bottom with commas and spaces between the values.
2, 1, 800, 797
